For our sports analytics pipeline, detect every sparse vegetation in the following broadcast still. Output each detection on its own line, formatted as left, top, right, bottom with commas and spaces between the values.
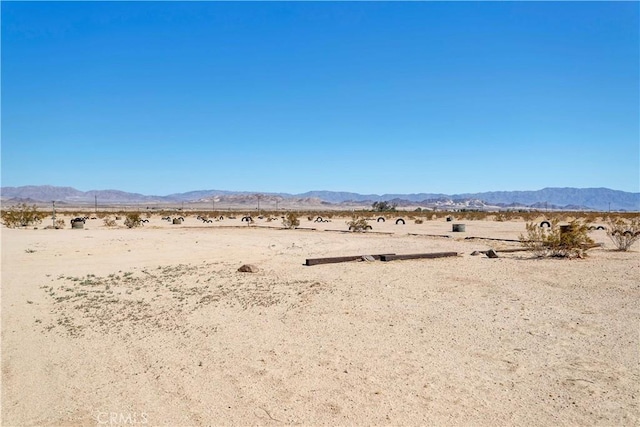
103, 217, 117, 227
519, 219, 595, 258
124, 213, 143, 228
282, 212, 300, 229
372, 201, 397, 212
42, 263, 322, 337
347, 216, 371, 232
606, 216, 640, 251
494, 213, 507, 222
1, 203, 46, 228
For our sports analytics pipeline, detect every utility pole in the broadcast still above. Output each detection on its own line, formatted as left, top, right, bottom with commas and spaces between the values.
52, 201, 56, 228
95, 195, 97, 214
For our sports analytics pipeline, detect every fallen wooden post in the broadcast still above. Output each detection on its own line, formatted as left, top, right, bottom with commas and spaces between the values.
305, 253, 395, 266
464, 237, 522, 243
380, 252, 458, 262
483, 248, 531, 253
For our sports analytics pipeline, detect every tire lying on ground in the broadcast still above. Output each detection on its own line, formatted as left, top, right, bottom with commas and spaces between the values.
540, 221, 551, 228
377, 217, 385, 223
396, 218, 405, 225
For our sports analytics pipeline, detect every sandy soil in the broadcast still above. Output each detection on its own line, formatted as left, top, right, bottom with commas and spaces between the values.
2, 215, 639, 426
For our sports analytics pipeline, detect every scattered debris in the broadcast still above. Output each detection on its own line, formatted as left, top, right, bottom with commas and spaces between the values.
472, 248, 529, 257
452, 223, 466, 232
361, 255, 376, 262
485, 249, 499, 258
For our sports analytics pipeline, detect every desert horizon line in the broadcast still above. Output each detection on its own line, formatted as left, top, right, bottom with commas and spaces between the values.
2, 184, 639, 198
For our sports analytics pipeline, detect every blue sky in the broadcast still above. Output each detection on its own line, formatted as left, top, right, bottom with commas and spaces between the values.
2, 1, 638, 196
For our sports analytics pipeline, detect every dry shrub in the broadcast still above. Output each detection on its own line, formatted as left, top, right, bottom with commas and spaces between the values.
103, 217, 117, 227
282, 212, 300, 229
414, 219, 424, 224
606, 216, 640, 251
519, 219, 594, 258
1, 203, 45, 228
124, 213, 142, 228
347, 217, 371, 232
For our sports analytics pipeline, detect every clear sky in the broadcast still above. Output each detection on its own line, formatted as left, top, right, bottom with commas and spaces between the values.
2, 1, 638, 196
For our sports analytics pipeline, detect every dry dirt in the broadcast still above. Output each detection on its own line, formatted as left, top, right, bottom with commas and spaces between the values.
2, 215, 639, 426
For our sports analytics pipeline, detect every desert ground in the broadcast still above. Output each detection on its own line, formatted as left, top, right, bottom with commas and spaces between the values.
2, 213, 639, 426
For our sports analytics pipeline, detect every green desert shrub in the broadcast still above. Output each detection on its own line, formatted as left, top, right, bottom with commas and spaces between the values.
282, 212, 300, 229
124, 213, 142, 228
519, 219, 594, 258
606, 216, 640, 251
347, 217, 371, 232
1, 203, 45, 228
372, 201, 397, 212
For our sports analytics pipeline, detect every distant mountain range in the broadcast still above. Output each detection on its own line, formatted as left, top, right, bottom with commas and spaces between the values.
1, 185, 639, 211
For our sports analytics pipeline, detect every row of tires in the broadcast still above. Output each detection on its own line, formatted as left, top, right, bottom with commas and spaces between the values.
540, 222, 637, 235
312, 216, 407, 225
540, 221, 608, 231
376, 217, 406, 225
612, 230, 640, 237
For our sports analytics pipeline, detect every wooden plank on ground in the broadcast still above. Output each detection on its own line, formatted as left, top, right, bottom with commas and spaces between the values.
464, 236, 521, 242
407, 233, 451, 238
380, 252, 458, 262
478, 248, 530, 254
305, 254, 395, 266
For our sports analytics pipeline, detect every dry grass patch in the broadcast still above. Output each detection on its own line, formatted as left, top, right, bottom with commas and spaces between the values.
41, 263, 327, 338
